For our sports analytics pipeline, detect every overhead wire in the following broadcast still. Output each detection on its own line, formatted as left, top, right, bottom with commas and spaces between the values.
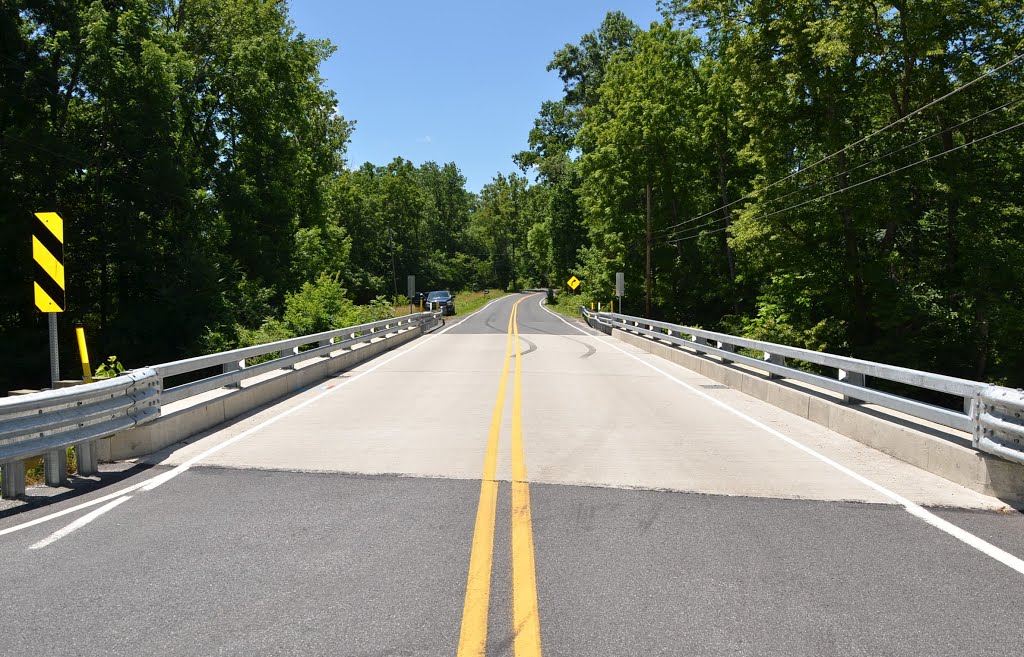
666, 118, 1024, 245
661, 93, 1024, 241
658, 50, 1024, 236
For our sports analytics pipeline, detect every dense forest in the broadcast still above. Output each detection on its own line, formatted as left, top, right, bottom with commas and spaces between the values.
2, 0, 1022, 392
518, 1, 1024, 386
1, 0, 526, 391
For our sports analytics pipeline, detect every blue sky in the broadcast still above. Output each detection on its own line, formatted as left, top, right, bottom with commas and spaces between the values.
287, 0, 664, 193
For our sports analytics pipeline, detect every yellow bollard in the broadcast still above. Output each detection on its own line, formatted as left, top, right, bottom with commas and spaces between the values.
75, 324, 93, 382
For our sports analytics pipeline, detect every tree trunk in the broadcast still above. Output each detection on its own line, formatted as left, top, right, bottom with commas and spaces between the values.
974, 301, 989, 380
645, 183, 652, 318
836, 150, 870, 340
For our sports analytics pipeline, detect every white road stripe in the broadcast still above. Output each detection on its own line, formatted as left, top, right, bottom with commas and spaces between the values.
29, 495, 132, 550
2, 297, 513, 539
540, 299, 1024, 576
0, 481, 152, 538
141, 297, 510, 491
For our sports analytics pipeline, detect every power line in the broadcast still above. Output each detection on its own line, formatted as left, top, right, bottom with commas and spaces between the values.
662, 93, 1024, 241
659, 50, 1024, 236
666, 118, 1024, 245
756, 119, 1024, 223
667, 224, 730, 244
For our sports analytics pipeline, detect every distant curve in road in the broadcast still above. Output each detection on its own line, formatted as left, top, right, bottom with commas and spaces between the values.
1, 293, 1023, 657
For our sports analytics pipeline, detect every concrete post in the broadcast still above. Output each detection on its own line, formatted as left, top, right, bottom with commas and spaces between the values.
764, 352, 785, 379
223, 359, 244, 388
44, 448, 67, 486
717, 341, 735, 364
839, 369, 866, 404
279, 346, 300, 369
76, 440, 99, 476
1, 461, 26, 498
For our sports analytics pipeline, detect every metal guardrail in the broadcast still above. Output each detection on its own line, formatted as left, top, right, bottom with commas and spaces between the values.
155, 314, 432, 403
0, 312, 437, 498
0, 369, 160, 497
582, 308, 1024, 465
975, 387, 1024, 465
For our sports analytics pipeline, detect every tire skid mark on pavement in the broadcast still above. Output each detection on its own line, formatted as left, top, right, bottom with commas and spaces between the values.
538, 298, 1024, 577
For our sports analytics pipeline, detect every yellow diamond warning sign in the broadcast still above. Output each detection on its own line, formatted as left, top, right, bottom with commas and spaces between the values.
566, 276, 581, 291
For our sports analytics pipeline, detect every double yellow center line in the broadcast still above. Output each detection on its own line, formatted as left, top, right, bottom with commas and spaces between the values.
457, 295, 543, 657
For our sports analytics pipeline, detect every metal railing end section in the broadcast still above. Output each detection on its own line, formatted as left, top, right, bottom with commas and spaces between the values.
974, 387, 1024, 465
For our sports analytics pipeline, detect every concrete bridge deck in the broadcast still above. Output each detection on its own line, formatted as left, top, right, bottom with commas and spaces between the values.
1, 293, 1022, 656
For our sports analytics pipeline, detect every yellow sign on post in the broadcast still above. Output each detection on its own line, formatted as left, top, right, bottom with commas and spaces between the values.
33, 212, 65, 312
566, 275, 581, 291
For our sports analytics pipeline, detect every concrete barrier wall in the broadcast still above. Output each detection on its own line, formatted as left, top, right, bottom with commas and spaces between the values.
98, 327, 422, 462
613, 328, 1024, 502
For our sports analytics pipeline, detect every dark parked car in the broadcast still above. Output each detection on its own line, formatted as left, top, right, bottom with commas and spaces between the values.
426, 290, 456, 316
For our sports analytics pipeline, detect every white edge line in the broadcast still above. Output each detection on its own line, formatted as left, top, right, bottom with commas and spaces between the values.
539, 299, 1024, 576
0, 481, 151, 537
29, 495, 132, 550
3, 296, 513, 537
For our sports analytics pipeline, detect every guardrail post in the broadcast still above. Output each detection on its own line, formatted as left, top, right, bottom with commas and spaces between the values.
75, 440, 99, 476
839, 369, 866, 404
44, 448, 67, 486
1, 461, 26, 498
223, 359, 245, 388
717, 341, 735, 364
279, 346, 300, 369
764, 352, 785, 379
692, 336, 708, 347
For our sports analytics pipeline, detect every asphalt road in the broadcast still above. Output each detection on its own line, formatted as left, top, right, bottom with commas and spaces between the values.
2, 293, 1023, 657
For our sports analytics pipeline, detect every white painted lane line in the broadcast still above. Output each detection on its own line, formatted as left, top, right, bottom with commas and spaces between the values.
2, 297, 515, 538
141, 297, 514, 492
0, 481, 151, 538
540, 300, 1024, 576
29, 495, 132, 550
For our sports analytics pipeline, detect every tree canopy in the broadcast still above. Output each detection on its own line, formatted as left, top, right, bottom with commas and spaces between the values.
2, 1, 1022, 391
516, 3, 1024, 385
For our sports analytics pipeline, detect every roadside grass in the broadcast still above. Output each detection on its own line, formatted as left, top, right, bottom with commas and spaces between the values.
451, 290, 511, 316
393, 289, 511, 318
542, 294, 589, 322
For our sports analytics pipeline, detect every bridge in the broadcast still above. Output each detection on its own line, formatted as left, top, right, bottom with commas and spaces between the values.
2, 293, 1023, 656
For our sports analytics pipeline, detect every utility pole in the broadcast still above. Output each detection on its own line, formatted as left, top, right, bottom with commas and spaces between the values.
645, 183, 652, 318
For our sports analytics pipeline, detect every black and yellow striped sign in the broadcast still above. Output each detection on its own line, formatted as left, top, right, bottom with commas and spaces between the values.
32, 211, 65, 312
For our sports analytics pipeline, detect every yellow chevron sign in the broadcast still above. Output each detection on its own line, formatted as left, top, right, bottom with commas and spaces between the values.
33, 212, 65, 312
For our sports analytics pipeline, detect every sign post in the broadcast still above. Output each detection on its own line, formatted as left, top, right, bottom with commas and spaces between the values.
407, 275, 415, 314
615, 272, 624, 314
33, 212, 66, 388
